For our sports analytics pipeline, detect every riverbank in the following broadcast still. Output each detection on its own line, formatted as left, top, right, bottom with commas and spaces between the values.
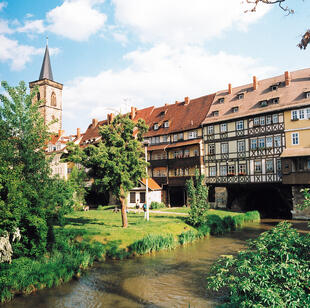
0, 208, 260, 303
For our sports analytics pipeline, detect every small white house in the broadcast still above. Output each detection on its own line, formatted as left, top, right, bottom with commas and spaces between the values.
127, 178, 162, 208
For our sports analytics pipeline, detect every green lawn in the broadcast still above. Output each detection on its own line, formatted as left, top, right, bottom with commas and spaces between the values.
153, 207, 240, 217
61, 207, 242, 249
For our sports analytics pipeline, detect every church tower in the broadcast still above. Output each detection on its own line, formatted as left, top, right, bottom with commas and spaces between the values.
29, 41, 63, 134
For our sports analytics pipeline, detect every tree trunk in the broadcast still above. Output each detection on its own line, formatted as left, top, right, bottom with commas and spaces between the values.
120, 188, 128, 228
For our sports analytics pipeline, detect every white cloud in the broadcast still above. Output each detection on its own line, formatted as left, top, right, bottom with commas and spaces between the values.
17, 19, 45, 34
46, 0, 107, 41
112, 0, 270, 45
0, 35, 59, 70
112, 31, 128, 46
25, 13, 34, 19
0, 19, 12, 34
0, 2, 7, 11
63, 44, 275, 131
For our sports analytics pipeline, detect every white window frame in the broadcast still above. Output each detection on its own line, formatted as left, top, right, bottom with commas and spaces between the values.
207, 125, 214, 135
188, 130, 198, 139
236, 120, 244, 131
237, 140, 245, 152
208, 143, 215, 155
253, 117, 259, 126
254, 161, 262, 173
209, 166, 216, 176
221, 143, 228, 154
228, 165, 235, 175
291, 110, 298, 120
266, 136, 273, 148
220, 165, 227, 176
292, 132, 299, 145
220, 123, 227, 133
154, 123, 159, 130
266, 160, 274, 173
250, 139, 257, 150
164, 121, 169, 128
272, 114, 279, 123
266, 115, 272, 125
260, 116, 265, 126
274, 135, 281, 147
238, 164, 246, 174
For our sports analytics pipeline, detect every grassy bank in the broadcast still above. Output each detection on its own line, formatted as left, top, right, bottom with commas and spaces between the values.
0, 208, 260, 303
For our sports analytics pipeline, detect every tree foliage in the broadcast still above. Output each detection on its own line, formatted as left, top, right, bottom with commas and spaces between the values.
245, 0, 310, 49
186, 169, 209, 227
0, 81, 74, 257
64, 114, 148, 228
207, 222, 310, 307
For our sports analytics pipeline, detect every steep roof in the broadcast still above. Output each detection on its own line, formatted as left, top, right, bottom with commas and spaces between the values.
134, 94, 215, 137
203, 68, 310, 125
39, 44, 53, 81
80, 119, 108, 145
140, 178, 161, 190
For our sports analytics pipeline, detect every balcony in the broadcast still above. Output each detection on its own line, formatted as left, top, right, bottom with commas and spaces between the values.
168, 156, 201, 168
168, 176, 191, 186
149, 159, 168, 168
153, 176, 168, 186
205, 173, 281, 184
282, 171, 310, 185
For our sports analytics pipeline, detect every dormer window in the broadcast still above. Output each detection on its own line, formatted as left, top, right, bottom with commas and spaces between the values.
212, 110, 219, 117
218, 97, 225, 103
232, 106, 239, 113
237, 93, 244, 100
305, 91, 310, 99
260, 100, 268, 107
154, 123, 159, 130
159, 110, 167, 116
271, 97, 279, 104
270, 83, 280, 91
164, 121, 169, 128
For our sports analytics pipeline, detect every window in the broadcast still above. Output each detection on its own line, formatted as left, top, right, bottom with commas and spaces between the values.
220, 165, 227, 176
194, 149, 199, 156
260, 116, 265, 126
254, 161, 262, 173
173, 134, 178, 142
253, 117, 259, 126
250, 139, 257, 150
209, 166, 216, 176
232, 107, 239, 113
238, 164, 246, 174
51, 92, 56, 106
292, 132, 299, 145
151, 137, 156, 144
237, 140, 245, 152
140, 192, 145, 203
299, 109, 305, 119
162, 135, 168, 143
220, 123, 227, 132
184, 168, 189, 176
208, 144, 215, 155
173, 150, 183, 158
221, 143, 228, 154
37, 92, 40, 102
228, 165, 235, 175
307, 159, 310, 170
237, 93, 244, 100
155, 136, 160, 144
207, 125, 214, 135
218, 98, 225, 103
188, 130, 198, 139
266, 115, 272, 125
272, 114, 279, 123
258, 138, 265, 148
154, 123, 159, 130
212, 111, 219, 117
274, 135, 281, 147
271, 97, 279, 104
178, 133, 184, 140
307, 108, 310, 119
266, 136, 273, 148
260, 100, 268, 107
184, 149, 190, 157
292, 110, 298, 120
271, 84, 279, 91
266, 160, 274, 172
236, 120, 244, 130
305, 91, 310, 98
130, 192, 136, 203
163, 121, 169, 128
277, 159, 281, 172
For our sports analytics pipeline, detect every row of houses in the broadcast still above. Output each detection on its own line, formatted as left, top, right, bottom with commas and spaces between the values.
30, 44, 310, 218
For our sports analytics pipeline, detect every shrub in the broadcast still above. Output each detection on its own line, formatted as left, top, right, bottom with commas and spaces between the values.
178, 230, 197, 245
206, 215, 225, 235
206, 222, 310, 307
129, 234, 175, 255
222, 216, 236, 232
150, 201, 166, 209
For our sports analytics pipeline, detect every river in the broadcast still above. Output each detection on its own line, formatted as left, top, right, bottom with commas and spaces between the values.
1, 219, 309, 308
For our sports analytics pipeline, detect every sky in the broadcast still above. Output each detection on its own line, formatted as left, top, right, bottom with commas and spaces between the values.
0, 0, 309, 135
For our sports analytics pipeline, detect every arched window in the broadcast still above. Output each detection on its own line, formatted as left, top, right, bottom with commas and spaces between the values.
37, 92, 40, 102
51, 92, 56, 107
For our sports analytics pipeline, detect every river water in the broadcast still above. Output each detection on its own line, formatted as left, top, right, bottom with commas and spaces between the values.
2, 219, 309, 308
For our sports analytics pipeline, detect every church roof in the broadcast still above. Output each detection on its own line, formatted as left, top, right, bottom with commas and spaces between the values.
39, 44, 53, 81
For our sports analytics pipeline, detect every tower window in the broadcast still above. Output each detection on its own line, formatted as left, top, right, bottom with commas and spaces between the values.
37, 92, 40, 102
51, 92, 57, 107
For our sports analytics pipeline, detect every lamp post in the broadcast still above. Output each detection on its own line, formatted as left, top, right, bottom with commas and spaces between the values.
143, 140, 150, 221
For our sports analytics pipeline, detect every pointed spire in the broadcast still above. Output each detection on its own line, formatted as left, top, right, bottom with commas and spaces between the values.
39, 37, 53, 81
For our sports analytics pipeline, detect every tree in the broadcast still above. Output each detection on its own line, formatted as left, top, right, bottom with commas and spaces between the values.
66, 114, 148, 228
186, 169, 209, 227
245, 0, 310, 49
0, 81, 74, 258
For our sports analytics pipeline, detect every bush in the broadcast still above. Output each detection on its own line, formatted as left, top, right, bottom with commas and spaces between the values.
206, 222, 310, 307
178, 230, 197, 245
129, 234, 175, 255
222, 216, 236, 232
206, 215, 225, 235
150, 201, 166, 209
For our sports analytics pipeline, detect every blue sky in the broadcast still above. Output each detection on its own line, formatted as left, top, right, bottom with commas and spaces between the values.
0, 0, 309, 134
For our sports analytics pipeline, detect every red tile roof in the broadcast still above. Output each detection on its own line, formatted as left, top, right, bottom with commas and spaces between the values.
141, 178, 161, 190
203, 68, 310, 125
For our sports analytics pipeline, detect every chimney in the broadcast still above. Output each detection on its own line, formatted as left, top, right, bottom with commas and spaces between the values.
228, 83, 232, 94
253, 76, 258, 90
285, 71, 291, 86
184, 96, 190, 105
165, 103, 168, 106
58, 129, 64, 137
131, 106, 136, 119
175, 100, 179, 104
92, 118, 98, 128
107, 113, 114, 124
77, 128, 81, 139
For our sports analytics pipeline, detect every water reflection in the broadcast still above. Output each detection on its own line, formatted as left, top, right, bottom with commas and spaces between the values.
1, 220, 308, 308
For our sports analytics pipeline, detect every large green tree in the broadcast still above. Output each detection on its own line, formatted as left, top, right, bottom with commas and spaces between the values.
0, 81, 73, 257
65, 114, 148, 228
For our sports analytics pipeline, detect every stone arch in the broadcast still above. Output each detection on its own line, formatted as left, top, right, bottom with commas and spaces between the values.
51, 92, 56, 107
